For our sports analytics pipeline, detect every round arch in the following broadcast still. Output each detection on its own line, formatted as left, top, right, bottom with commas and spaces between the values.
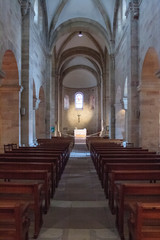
0, 50, 20, 151
140, 47, 160, 151
49, 18, 111, 53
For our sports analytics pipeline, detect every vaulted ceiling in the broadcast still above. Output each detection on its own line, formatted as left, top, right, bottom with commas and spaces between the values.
44, 0, 118, 88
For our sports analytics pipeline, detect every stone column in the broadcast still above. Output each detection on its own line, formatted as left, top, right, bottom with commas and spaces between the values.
45, 55, 52, 138
58, 78, 62, 136
126, 0, 139, 146
50, 48, 60, 137
109, 53, 115, 138
99, 74, 104, 136
105, 51, 110, 137
20, 0, 33, 146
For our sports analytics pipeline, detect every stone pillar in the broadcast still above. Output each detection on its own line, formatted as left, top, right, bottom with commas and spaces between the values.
123, 97, 128, 142
50, 49, 58, 137
109, 53, 115, 138
46, 55, 52, 138
58, 79, 62, 136
20, 0, 34, 146
126, 0, 139, 146
99, 74, 104, 136
33, 97, 40, 144
105, 51, 110, 137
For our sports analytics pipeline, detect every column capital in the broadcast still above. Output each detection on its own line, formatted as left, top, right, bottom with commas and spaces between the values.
126, 1, 139, 19
20, 0, 31, 17
33, 97, 41, 110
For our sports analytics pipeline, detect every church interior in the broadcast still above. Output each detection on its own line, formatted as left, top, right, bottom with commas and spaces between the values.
0, 0, 160, 239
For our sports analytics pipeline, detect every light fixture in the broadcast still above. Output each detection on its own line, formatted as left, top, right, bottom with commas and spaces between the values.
78, 31, 83, 37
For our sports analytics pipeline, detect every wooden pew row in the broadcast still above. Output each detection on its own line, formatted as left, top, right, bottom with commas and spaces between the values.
91, 148, 149, 165
4, 143, 17, 152
115, 183, 160, 240
0, 170, 51, 214
0, 201, 30, 240
9, 149, 68, 174
0, 162, 56, 198
37, 137, 74, 149
0, 182, 43, 238
103, 162, 160, 198
96, 152, 157, 174
0, 140, 72, 239
17, 146, 70, 166
0, 155, 61, 187
108, 170, 160, 214
97, 155, 160, 183
128, 202, 160, 240
90, 145, 124, 161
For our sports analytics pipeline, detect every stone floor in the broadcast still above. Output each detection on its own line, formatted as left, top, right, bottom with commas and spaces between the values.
29, 143, 121, 240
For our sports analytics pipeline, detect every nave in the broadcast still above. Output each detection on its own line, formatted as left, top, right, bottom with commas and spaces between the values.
32, 143, 120, 240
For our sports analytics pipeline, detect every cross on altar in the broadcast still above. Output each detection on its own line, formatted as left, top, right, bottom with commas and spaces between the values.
77, 114, 81, 123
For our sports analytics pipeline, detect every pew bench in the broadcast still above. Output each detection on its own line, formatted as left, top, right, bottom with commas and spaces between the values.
0, 169, 51, 214
128, 202, 160, 240
0, 162, 56, 198
115, 183, 160, 240
91, 148, 149, 165
103, 162, 160, 198
0, 201, 30, 240
0, 155, 60, 187
98, 157, 160, 186
0, 182, 43, 238
108, 170, 160, 214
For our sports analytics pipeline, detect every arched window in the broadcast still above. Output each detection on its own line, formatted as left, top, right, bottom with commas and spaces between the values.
64, 95, 69, 110
34, 0, 38, 24
75, 92, 83, 109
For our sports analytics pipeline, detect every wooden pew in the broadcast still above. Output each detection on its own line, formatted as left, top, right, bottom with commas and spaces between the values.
0, 155, 60, 187
0, 170, 51, 214
0, 182, 43, 238
0, 201, 30, 240
114, 183, 160, 240
128, 202, 160, 240
103, 162, 160, 198
18, 147, 71, 167
0, 162, 56, 198
108, 170, 160, 214
98, 156, 160, 185
96, 153, 158, 178
91, 147, 148, 164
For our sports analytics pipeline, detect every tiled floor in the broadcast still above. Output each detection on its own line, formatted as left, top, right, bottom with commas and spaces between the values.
29, 144, 121, 240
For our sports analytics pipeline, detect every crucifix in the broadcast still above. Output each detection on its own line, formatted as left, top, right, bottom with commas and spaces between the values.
77, 114, 81, 123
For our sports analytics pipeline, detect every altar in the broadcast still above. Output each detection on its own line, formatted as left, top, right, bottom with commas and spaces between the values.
74, 128, 87, 144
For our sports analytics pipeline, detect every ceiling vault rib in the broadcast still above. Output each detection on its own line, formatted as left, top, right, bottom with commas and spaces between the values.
92, 0, 112, 39
49, 0, 68, 37
58, 47, 102, 72
61, 65, 99, 80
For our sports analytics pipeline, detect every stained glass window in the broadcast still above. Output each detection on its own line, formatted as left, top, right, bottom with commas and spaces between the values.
75, 92, 83, 109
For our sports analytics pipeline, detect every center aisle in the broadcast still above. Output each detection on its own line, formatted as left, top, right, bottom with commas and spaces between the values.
35, 143, 121, 240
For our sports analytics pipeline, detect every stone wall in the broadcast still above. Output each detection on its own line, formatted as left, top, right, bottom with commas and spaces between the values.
138, 0, 160, 151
